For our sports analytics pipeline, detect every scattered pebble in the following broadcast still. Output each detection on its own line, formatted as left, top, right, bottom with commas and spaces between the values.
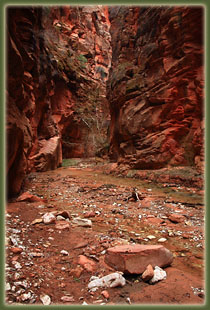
158, 238, 167, 243
147, 235, 156, 240
60, 250, 69, 256
72, 217, 92, 227
42, 213, 56, 224
149, 266, 167, 284
101, 290, 109, 299
61, 295, 75, 302
40, 294, 51, 305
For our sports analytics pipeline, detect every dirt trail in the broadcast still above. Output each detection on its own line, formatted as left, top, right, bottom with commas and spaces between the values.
5, 160, 205, 305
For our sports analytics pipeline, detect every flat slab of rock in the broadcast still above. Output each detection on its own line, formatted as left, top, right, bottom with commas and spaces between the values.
168, 213, 185, 223
16, 192, 44, 203
104, 244, 173, 274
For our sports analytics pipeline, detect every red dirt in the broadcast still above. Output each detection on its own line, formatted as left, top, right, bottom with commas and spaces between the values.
5, 160, 205, 305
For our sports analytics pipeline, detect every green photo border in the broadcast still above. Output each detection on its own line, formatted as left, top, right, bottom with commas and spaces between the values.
0, 0, 208, 309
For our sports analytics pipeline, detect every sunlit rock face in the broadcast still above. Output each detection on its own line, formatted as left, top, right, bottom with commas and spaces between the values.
6, 6, 111, 196
43, 6, 112, 158
107, 6, 204, 171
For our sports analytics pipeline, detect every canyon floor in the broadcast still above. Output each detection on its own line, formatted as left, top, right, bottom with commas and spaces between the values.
5, 158, 205, 305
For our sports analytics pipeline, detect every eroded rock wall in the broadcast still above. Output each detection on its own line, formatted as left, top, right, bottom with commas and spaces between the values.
7, 5, 111, 196
7, 7, 61, 196
107, 6, 204, 171
42, 6, 111, 157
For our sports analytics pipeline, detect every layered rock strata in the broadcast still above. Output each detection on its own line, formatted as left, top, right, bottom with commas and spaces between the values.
7, 6, 111, 196
107, 6, 204, 172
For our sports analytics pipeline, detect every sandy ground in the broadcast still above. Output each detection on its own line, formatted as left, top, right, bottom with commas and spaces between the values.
5, 160, 205, 305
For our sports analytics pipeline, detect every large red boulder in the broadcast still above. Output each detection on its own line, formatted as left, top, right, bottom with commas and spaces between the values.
105, 244, 173, 274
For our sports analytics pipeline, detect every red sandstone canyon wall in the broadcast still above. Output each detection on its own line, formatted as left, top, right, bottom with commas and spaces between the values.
7, 6, 111, 196
107, 6, 204, 172
6, 5, 204, 197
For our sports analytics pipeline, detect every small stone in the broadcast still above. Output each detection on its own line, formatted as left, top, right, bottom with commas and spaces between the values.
141, 264, 154, 282
149, 266, 166, 284
126, 297, 131, 304
73, 241, 88, 249
42, 212, 56, 224
82, 301, 88, 305
19, 292, 32, 301
78, 255, 96, 272
93, 299, 103, 303
84, 211, 96, 218
72, 217, 92, 227
11, 247, 23, 254
29, 252, 43, 257
16, 192, 44, 202
31, 218, 43, 225
146, 217, 164, 225
158, 238, 167, 243
60, 250, 69, 256
101, 290, 109, 299
168, 214, 185, 223
70, 266, 84, 278
12, 261, 22, 269
182, 233, 190, 239
61, 295, 75, 302
11, 255, 19, 261
14, 280, 28, 289
185, 220, 193, 226
56, 210, 71, 219
147, 235, 156, 240
40, 294, 51, 305
55, 221, 70, 230
57, 215, 66, 221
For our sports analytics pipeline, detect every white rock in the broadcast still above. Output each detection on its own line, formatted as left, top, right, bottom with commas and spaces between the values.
158, 238, 167, 243
149, 266, 167, 284
10, 236, 18, 246
14, 280, 28, 289
147, 235, 156, 240
40, 294, 51, 305
29, 252, 43, 258
20, 292, 32, 301
12, 261, 22, 269
6, 283, 11, 291
60, 250, 69, 256
72, 217, 92, 227
42, 212, 56, 224
82, 301, 89, 305
57, 215, 66, 221
61, 295, 75, 302
88, 272, 126, 290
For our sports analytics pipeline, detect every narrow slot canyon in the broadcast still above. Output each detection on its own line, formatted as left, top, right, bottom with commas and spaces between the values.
5, 5, 205, 306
